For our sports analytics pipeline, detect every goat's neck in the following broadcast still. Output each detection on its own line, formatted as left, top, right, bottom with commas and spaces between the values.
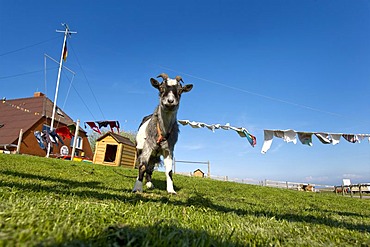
157, 106, 177, 134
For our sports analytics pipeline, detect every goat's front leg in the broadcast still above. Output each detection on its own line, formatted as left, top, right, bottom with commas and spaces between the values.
163, 155, 176, 194
132, 163, 146, 193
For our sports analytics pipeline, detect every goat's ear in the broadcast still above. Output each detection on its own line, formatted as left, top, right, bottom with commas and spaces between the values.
181, 84, 193, 93
150, 78, 161, 90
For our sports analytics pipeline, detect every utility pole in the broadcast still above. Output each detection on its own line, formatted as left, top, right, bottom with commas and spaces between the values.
46, 24, 77, 158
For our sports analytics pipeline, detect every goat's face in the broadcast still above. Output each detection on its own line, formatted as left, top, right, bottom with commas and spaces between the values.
150, 74, 193, 112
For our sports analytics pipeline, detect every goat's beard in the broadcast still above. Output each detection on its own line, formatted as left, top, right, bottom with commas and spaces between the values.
161, 104, 179, 112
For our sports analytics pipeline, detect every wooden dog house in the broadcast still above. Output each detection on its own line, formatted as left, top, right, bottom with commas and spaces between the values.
93, 132, 136, 168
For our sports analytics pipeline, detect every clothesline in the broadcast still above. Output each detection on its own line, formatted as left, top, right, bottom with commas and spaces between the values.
178, 120, 257, 147
84, 120, 120, 134
261, 129, 370, 154
177, 119, 370, 154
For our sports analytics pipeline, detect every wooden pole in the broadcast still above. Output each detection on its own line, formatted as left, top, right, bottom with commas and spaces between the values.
16, 129, 23, 154
71, 119, 80, 161
207, 160, 210, 178
173, 158, 176, 174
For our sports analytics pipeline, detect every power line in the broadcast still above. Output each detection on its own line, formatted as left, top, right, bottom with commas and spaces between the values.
158, 65, 370, 125
68, 40, 106, 120
0, 67, 58, 80
60, 69, 97, 120
0, 36, 60, 57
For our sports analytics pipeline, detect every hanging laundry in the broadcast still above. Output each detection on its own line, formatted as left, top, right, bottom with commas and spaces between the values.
330, 134, 341, 145
261, 129, 297, 154
85, 121, 101, 134
108, 121, 120, 133
314, 133, 332, 144
282, 130, 297, 144
221, 123, 231, 130
56, 126, 73, 139
41, 130, 53, 146
242, 129, 257, 147
189, 121, 202, 128
342, 134, 358, 143
297, 132, 313, 146
178, 119, 256, 147
96, 120, 120, 133
261, 130, 274, 154
97, 121, 109, 128
356, 134, 370, 143
271, 130, 297, 143
67, 124, 77, 136
34, 131, 45, 149
48, 130, 64, 146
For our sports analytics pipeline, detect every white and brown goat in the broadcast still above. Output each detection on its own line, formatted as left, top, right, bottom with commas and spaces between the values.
132, 73, 193, 194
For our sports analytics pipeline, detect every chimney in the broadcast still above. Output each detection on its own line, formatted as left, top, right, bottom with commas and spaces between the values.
34, 92, 45, 97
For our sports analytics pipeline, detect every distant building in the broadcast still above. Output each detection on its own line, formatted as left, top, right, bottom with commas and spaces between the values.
0, 92, 93, 159
193, 168, 205, 178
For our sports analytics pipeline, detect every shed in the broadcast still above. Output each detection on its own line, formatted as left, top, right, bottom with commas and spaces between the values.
93, 132, 136, 168
193, 168, 205, 178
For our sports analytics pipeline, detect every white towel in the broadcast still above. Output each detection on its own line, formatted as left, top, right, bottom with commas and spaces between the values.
261, 130, 274, 154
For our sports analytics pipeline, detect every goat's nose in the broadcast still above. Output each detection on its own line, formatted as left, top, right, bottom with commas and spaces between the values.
167, 98, 174, 104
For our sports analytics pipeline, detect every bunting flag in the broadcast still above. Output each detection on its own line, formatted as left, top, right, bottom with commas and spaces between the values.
63, 41, 68, 61
178, 120, 257, 147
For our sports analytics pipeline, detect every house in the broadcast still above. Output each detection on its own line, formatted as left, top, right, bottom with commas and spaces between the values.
93, 131, 136, 168
193, 168, 205, 178
0, 92, 93, 159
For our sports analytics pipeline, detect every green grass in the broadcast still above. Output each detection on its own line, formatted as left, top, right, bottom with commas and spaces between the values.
0, 154, 369, 246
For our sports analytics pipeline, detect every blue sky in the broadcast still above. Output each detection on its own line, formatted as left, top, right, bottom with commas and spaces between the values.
1, 0, 370, 186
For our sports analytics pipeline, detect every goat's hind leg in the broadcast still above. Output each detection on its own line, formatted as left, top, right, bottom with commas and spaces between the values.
145, 170, 154, 189
145, 156, 158, 189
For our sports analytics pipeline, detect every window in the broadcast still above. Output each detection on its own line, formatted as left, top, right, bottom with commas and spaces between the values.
70, 136, 83, 149
104, 144, 117, 162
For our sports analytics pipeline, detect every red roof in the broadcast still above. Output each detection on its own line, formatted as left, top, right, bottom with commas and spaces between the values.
0, 93, 74, 145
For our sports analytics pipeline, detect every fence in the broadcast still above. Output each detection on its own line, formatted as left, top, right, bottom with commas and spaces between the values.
334, 183, 370, 199
174, 159, 210, 178
264, 179, 334, 192
172, 159, 336, 192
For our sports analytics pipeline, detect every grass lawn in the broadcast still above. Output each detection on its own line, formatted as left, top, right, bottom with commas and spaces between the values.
0, 154, 369, 246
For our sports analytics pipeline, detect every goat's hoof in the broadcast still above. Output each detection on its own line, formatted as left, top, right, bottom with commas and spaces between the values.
167, 190, 177, 195
132, 188, 143, 193
146, 182, 154, 189
132, 180, 143, 193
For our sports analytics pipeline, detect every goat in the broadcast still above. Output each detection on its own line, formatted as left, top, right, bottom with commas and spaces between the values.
132, 73, 193, 194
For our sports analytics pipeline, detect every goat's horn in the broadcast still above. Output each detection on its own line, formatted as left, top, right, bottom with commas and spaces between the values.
157, 73, 169, 80
175, 76, 183, 83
